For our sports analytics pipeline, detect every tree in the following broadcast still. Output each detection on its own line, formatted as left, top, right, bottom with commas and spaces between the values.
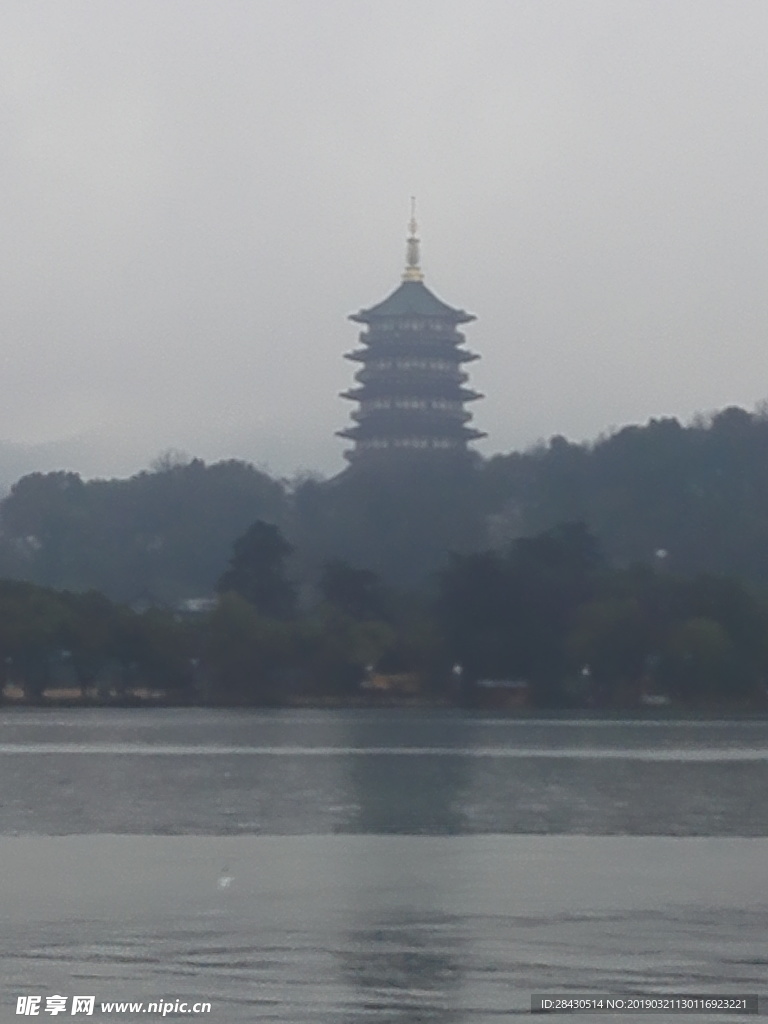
0, 459, 289, 603
0, 581, 69, 701
218, 520, 296, 619
130, 609, 194, 697
437, 523, 604, 705
203, 593, 293, 704
298, 606, 394, 696
317, 559, 388, 621
567, 596, 650, 705
661, 616, 732, 702
60, 590, 120, 698
292, 454, 485, 588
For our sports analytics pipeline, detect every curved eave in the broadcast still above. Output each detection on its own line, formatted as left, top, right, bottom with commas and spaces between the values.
351, 309, 476, 325
338, 426, 483, 441
339, 414, 485, 441
351, 410, 474, 426
349, 280, 476, 324
340, 386, 483, 402
344, 346, 480, 364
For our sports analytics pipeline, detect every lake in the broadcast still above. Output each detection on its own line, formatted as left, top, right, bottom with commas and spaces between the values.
0, 709, 765, 1021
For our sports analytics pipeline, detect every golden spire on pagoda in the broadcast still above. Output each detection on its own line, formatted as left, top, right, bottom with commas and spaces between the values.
402, 196, 424, 281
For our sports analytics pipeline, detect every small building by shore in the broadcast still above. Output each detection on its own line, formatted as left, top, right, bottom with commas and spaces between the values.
475, 679, 530, 710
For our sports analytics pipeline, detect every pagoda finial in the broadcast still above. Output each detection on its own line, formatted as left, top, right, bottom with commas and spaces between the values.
402, 196, 424, 281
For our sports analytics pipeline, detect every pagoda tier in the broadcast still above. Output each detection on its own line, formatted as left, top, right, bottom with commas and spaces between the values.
337, 213, 485, 462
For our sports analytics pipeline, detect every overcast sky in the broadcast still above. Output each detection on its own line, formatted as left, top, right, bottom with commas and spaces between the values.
2, 0, 768, 481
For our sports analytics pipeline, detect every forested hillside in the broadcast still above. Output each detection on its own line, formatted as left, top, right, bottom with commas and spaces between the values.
0, 405, 767, 601
480, 405, 768, 586
0, 459, 287, 603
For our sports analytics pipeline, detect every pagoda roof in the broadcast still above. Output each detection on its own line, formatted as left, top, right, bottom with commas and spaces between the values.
349, 280, 475, 325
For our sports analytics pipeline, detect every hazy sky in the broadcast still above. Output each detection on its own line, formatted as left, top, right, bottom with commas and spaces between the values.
2, 0, 768, 481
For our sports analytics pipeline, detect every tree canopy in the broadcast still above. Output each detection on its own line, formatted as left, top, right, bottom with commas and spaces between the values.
2, 406, 768, 608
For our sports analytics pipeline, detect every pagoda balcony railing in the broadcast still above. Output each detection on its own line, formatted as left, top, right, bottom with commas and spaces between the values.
349, 407, 474, 426
354, 367, 469, 386
339, 422, 484, 444
358, 331, 469, 346
358, 326, 467, 342
340, 437, 476, 460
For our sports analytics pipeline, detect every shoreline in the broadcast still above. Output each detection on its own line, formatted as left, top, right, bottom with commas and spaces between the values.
1, 695, 767, 720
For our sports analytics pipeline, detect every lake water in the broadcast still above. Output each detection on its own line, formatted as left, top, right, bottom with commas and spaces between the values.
0, 709, 765, 1021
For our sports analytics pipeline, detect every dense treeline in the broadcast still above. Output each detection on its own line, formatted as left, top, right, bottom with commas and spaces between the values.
481, 405, 768, 587
0, 581, 192, 703
2, 406, 768, 600
0, 457, 287, 602
1, 404, 768, 708
440, 523, 768, 708
0, 518, 766, 710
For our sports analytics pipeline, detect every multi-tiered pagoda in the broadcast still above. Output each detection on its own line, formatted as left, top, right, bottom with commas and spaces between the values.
337, 208, 485, 462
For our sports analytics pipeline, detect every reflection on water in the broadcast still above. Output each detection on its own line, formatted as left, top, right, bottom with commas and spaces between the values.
336, 913, 466, 1023
0, 711, 766, 1022
0, 710, 766, 836
0, 836, 766, 1022
342, 713, 472, 834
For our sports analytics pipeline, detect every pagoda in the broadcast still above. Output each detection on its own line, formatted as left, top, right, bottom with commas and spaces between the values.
337, 205, 485, 462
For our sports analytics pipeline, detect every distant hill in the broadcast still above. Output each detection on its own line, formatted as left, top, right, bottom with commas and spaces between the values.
0, 439, 90, 497
2, 405, 768, 601
480, 405, 768, 588
0, 458, 288, 603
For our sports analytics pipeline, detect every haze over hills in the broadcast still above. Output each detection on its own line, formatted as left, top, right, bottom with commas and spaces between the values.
0, 423, 341, 496
0, 402, 766, 607
0, 438, 90, 497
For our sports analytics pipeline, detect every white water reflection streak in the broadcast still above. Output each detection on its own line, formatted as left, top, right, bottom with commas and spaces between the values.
0, 743, 766, 760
